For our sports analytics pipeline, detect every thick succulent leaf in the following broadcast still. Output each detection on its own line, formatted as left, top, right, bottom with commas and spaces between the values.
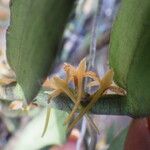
110, 0, 150, 89
127, 16, 150, 115
109, 0, 150, 116
7, 0, 75, 103
47, 94, 130, 116
4, 109, 68, 150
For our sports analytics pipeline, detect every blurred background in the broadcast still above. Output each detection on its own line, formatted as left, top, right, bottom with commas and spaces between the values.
0, 0, 131, 149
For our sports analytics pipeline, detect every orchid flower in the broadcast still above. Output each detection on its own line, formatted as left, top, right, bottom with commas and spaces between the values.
42, 58, 99, 134
43, 58, 125, 131
63, 58, 98, 124
68, 69, 114, 130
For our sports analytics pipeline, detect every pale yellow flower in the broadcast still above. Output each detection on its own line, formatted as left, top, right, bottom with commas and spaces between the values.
63, 58, 98, 124
43, 58, 99, 132
68, 69, 114, 130
43, 59, 125, 131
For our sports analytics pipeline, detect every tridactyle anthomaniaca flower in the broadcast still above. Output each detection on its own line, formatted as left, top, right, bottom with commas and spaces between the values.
43, 58, 125, 131
63, 58, 98, 124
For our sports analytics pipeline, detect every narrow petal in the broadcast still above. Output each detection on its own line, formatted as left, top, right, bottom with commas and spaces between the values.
64, 63, 76, 73
64, 63, 76, 83
100, 69, 114, 90
87, 81, 100, 87
78, 58, 86, 72
43, 78, 51, 88
53, 77, 76, 103
69, 58, 87, 122
0, 77, 16, 85
107, 85, 126, 95
43, 77, 58, 90
66, 58, 89, 125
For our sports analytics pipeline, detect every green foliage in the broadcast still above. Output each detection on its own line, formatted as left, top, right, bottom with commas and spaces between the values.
7, 0, 75, 104
110, 0, 150, 116
6, 0, 150, 120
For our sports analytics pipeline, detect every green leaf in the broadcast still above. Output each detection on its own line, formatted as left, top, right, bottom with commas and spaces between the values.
7, 0, 75, 103
7, 109, 68, 150
46, 94, 130, 116
110, 0, 150, 116
108, 127, 128, 150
